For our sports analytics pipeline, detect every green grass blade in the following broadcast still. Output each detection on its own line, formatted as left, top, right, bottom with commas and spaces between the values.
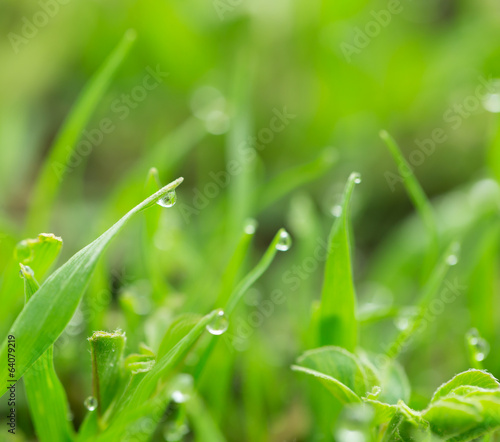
19, 265, 74, 442
0, 178, 184, 390
386, 241, 460, 359
224, 228, 285, 315
26, 30, 137, 233
215, 219, 256, 307
318, 172, 360, 351
257, 148, 337, 213
380, 130, 439, 275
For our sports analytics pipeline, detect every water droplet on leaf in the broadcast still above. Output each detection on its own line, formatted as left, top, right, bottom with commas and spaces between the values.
84, 396, 98, 411
275, 230, 292, 251
206, 309, 229, 335
157, 190, 177, 208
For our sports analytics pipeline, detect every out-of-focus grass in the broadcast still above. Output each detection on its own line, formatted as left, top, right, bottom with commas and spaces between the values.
1, 0, 500, 440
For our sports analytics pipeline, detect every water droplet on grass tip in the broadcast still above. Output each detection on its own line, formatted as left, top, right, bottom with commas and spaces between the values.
331, 205, 343, 217
466, 328, 490, 362
206, 310, 229, 335
244, 219, 258, 234
275, 230, 292, 251
84, 396, 98, 411
19, 265, 34, 278
157, 190, 177, 208
352, 172, 362, 184
446, 254, 458, 266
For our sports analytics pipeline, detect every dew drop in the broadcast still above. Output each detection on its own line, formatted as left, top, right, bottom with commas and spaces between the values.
394, 316, 410, 331
336, 429, 366, 442
244, 219, 258, 235
19, 265, 34, 278
171, 374, 193, 404
157, 190, 177, 208
446, 254, 458, 266
466, 328, 490, 362
206, 309, 229, 335
275, 230, 292, 251
331, 205, 343, 217
352, 172, 362, 184
163, 423, 189, 441
482, 79, 500, 113
84, 396, 98, 411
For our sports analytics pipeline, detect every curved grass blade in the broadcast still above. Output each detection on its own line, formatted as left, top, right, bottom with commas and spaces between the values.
194, 227, 284, 381
256, 148, 338, 213
26, 30, 137, 233
318, 172, 360, 351
0, 178, 184, 391
380, 130, 439, 278
386, 241, 460, 359
224, 228, 285, 315
19, 264, 74, 442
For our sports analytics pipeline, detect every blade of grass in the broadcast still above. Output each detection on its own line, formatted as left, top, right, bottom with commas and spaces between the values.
26, 30, 137, 233
0, 177, 184, 390
20, 264, 74, 442
386, 241, 460, 359
256, 147, 337, 213
318, 172, 360, 351
380, 130, 439, 278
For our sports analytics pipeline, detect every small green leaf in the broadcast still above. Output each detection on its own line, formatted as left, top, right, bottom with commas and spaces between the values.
291, 346, 378, 403
318, 172, 360, 350
431, 370, 500, 403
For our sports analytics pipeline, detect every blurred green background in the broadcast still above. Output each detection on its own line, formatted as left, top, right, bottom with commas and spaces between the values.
1, 0, 500, 440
